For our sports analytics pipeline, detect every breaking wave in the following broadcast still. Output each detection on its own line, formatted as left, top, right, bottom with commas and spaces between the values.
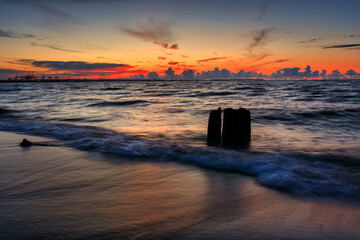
88, 100, 152, 107
0, 119, 359, 202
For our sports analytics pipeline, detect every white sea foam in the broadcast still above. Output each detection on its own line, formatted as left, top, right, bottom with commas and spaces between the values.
0, 119, 359, 201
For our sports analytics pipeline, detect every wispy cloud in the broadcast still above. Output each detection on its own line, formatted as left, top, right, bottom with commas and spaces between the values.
33, 0, 82, 31
343, 34, 360, 38
248, 59, 289, 68
30, 42, 82, 52
168, 61, 178, 65
248, 28, 275, 50
0, 29, 35, 39
117, 19, 179, 50
244, 51, 272, 62
197, 57, 227, 63
4, 59, 34, 66
243, 28, 276, 64
0, 68, 35, 75
258, 0, 275, 21
322, 44, 360, 49
298, 38, 323, 44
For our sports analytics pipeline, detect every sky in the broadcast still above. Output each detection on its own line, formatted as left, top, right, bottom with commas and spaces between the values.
0, 0, 359, 80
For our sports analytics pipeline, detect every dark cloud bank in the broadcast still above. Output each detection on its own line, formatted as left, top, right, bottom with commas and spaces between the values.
2, 60, 359, 80
130, 65, 360, 80
30, 60, 128, 70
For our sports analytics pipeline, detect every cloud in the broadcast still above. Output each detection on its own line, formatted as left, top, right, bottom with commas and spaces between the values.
248, 59, 288, 69
168, 61, 178, 65
182, 69, 195, 80
197, 57, 227, 63
5, 58, 144, 78
160, 43, 178, 50
345, 69, 357, 76
258, 0, 275, 21
33, 0, 82, 31
29, 60, 128, 70
322, 44, 360, 49
298, 38, 323, 44
248, 28, 275, 50
165, 67, 175, 79
4, 61, 359, 80
270, 65, 326, 79
344, 34, 360, 38
244, 50, 272, 63
30, 42, 82, 52
117, 19, 179, 50
158, 57, 167, 60
242, 28, 275, 64
0, 29, 35, 39
147, 71, 160, 79
4, 59, 34, 66
327, 69, 344, 79
0, 68, 34, 75
181, 55, 189, 58
198, 68, 232, 79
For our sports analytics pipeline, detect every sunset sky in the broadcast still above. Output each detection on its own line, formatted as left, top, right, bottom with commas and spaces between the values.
0, 0, 359, 79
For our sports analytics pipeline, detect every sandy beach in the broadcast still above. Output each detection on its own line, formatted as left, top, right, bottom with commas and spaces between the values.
0, 131, 359, 240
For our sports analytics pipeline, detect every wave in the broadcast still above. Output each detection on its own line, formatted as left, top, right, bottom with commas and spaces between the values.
294, 108, 359, 118
0, 119, 359, 201
101, 87, 123, 91
256, 108, 360, 124
0, 87, 22, 92
88, 100, 152, 107
57, 117, 87, 122
232, 86, 253, 90
190, 91, 237, 97
256, 114, 298, 122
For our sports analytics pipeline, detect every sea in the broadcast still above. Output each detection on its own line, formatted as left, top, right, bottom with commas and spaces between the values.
0, 80, 359, 239
0, 79, 359, 200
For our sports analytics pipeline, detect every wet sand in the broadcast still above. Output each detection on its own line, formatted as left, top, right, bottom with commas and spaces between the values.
0, 131, 359, 240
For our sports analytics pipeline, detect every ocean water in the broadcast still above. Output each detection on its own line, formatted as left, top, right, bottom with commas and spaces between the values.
0, 80, 359, 201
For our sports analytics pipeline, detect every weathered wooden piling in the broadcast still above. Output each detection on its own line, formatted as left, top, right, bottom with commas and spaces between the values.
207, 107, 222, 146
236, 108, 251, 145
221, 108, 236, 146
221, 108, 251, 146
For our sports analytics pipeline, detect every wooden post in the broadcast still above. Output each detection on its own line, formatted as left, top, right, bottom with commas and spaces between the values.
236, 108, 251, 145
207, 107, 222, 146
221, 108, 236, 146
221, 108, 251, 146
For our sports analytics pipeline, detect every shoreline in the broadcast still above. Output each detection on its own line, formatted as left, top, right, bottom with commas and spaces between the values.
1, 130, 360, 239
